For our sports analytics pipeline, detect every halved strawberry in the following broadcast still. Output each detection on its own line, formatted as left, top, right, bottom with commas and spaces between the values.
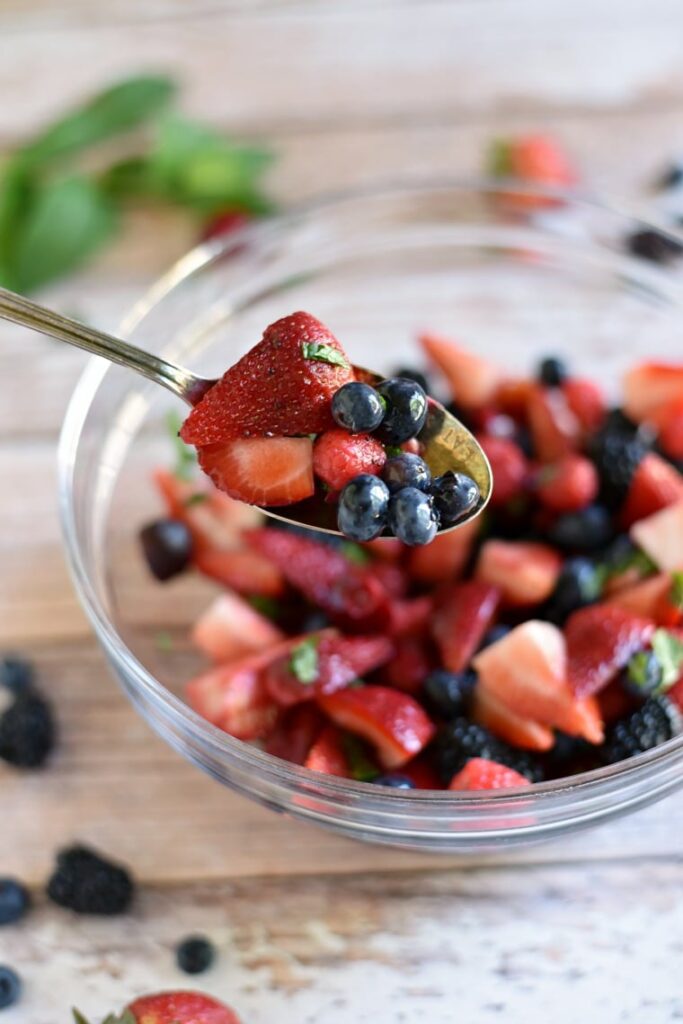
606, 572, 682, 627
471, 685, 555, 751
407, 520, 479, 584
562, 377, 606, 435
565, 604, 655, 698
473, 620, 604, 742
191, 591, 284, 662
652, 398, 683, 460
386, 595, 434, 636
449, 756, 531, 791
154, 468, 261, 551
621, 453, 683, 527
623, 361, 683, 423
304, 725, 350, 777
630, 499, 683, 571
420, 332, 501, 409
180, 311, 355, 444
431, 580, 500, 672
383, 635, 434, 694
265, 704, 324, 765
197, 437, 314, 507
535, 453, 598, 513
313, 429, 386, 491
527, 385, 580, 463
186, 646, 288, 739
476, 435, 529, 507
318, 685, 436, 768
193, 547, 285, 597
246, 528, 390, 630
128, 991, 241, 1024
475, 540, 561, 607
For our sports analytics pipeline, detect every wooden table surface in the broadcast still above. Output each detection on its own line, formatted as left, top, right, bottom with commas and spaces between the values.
1, 4, 683, 1022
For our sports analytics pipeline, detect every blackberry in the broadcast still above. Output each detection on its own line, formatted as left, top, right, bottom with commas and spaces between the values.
547, 504, 614, 553
626, 228, 683, 265
0, 656, 33, 695
432, 718, 544, 784
601, 695, 683, 765
47, 845, 134, 915
423, 669, 477, 719
543, 557, 603, 625
540, 732, 600, 780
0, 691, 55, 768
537, 356, 567, 388
176, 935, 215, 975
139, 518, 193, 582
0, 880, 30, 926
588, 425, 647, 508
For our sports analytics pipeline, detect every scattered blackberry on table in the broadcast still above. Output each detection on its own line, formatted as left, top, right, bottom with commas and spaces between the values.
0, 691, 55, 769
373, 377, 428, 444
0, 657, 34, 695
373, 773, 416, 789
621, 650, 664, 699
423, 669, 477, 719
392, 366, 430, 393
0, 966, 20, 1010
331, 381, 385, 434
626, 227, 683, 265
0, 880, 30, 926
139, 518, 193, 582
387, 487, 439, 546
337, 474, 390, 541
601, 695, 683, 765
543, 557, 603, 625
537, 355, 567, 388
47, 845, 134, 915
430, 471, 480, 526
432, 718, 544, 784
547, 504, 614, 553
176, 935, 216, 975
382, 453, 431, 493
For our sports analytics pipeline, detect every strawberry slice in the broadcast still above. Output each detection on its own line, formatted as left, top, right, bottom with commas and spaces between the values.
535, 454, 599, 513
431, 580, 500, 672
194, 547, 285, 597
494, 377, 536, 421
362, 537, 405, 562
304, 725, 350, 777
154, 468, 261, 551
318, 685, 436, 768
197, 437, 314, 507
399, 755, 443, 789
623, 361, 683, 423
246, 527, 391, 630
565, 604, 655, 698
477, 435, 529, 507
606, 572, 682, 627
652, 398, 683, 460
473, 620, 604, 742
407, 519, 479, 584
475, 540, 561, 607
471, 685, 555, 752
191, 592, 285, 662
313, 429, 386, 491
449, 757, 531, 791
372, 562, 409, 599
386, 595, 434, 637
630, 499, 683, 572
621, 453, 683, 527
527, 385, 580, 463
180, 311, 355, 444
265, 704, 324, 765
420, 332, 501, 409
128, 991, 241, 1024
562, 377, 606, 435
383, 635, 434, 694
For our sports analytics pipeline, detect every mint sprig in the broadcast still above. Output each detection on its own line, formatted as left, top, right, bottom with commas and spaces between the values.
289, 637, 319, 684
301, 341, 350, 369
651, 628, 683, 691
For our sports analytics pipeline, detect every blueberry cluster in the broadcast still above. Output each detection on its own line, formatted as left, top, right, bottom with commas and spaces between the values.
332, 378, 481, 545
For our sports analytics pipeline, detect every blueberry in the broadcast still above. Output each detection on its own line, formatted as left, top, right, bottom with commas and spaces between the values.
0, 657, 33, 695
388, 487, 439, 546
382, 453, 431, 493
374, 378, 428, 444
392, 366, 430, 393
548, 504, 614, 553
0, 966, 20, 1010
331, 381, 385, 434
337, 475, 390, 542
139, 518, 193, 581
0, 880, 30, 926
430, 472, 480, 526
537, 356, 568, 387
423, 669, 477, 718
543, 557, 603, 625
478, 624, 511, 650
373, 773, 416, 789
176, 935, 215, 974
626, 228, 683, 265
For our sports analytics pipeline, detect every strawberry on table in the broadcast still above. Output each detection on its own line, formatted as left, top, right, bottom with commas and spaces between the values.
431, 580, 500, 672
304, 725, 350, 777
420, 331, 501, 409
192, 591, 284, 662
449, 756, 531, 791
313, 429, 386, 491
629, 499, 683, 571
475, 540, 561, 606
622, 361, 683, 423
180, 311, 355, 445
535, 453, 599, 513
197, 437, 315, 507
621, 453, 683, 527
565, 604, 656, 698
126, 990, 241, 1024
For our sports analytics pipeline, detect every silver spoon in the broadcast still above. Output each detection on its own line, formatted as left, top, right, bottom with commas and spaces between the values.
0, 285, 492, 534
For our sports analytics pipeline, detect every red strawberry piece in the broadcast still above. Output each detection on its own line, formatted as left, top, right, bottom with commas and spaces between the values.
565, 604, 656, 698
180, 311, 355, 445
596, 679, 641, 725
371, 561, 409, 599
313, 429, 386, 491
420, 332, 501, 410
265, 704, 324, 765
606, 572, 682, 628
246, 528, 391, 630
477, 435, 529, 507
431, 580, 500, 672
623, 362, 683, 423
194, 547, 285, 597
362, 537, 405, 562
187, 646, 287, 739
535, 453, 599, 513
562, 377, 606, 435
386, 595, 434, 637
191, 592, 285, 662
398, 755, 442, 789
401, 437, 422, 455
668, 674, 683, 713
449, 757, 531, 791
494, 377, 536, 421
490, 135, 576, 210
384, 635, 434, 694
621, 453, 683, 527
154, 468, 261, 551
472, 685, 555, 751
527, 385, 580, 463
304, 725, 350, 777
475, 540, 561, 607
630, 499, 683, 572
197, 437, 314, 507
201, 208, 251, 242
128, 991, 241, 1024
318, 685, 436, 768
651, 398, 683, 460
407, 519, 479, 584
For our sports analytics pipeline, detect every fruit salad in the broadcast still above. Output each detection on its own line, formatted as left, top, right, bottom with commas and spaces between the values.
140, 331, 683, 792
178, 311, 482, 545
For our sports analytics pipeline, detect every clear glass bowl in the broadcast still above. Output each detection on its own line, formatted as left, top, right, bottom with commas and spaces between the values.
59, 181, 683, 852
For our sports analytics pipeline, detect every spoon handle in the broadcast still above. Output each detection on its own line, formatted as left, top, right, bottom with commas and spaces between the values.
0, 285, 204, 404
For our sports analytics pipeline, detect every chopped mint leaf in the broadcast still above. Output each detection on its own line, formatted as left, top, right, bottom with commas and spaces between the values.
72, 1012, 90, 1024
384, 445, 403, 458
626, 651, 661, 693
289, 637, 319, 684
341, 542, 371, 565
248, 595, 282, 621
671, 571, 683, 610
601, 546, 657, 582
166, 410, 196, 481
301, 341, 350, 369
489, 138, 513, 177
342, 733, 379, 781
155, 631, 174, 653
651, 628, 683, 690
183, 492, 208, 507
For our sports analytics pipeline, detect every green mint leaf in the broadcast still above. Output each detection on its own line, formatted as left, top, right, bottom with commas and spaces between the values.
100, 156, 152, 199
155, 631, 174, 653
341, 733, 379, 781
0, 160, 35, 288
20, 75, 177, 168
248, 595, 281, 621
183, 492, 208, 507
626, 651, 657, 692
72, 1012, 90, 1024
289, 638, 319, 684
384, 445, 402, 458
301, 341, 350, 369
166, 410, 196, 481
602, 546, 657, 582
651, 628, 683, 690
11, 175, 116, 292
488, 139, 513, 177
670, 571, 683, 610
341, 542, 371, 565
